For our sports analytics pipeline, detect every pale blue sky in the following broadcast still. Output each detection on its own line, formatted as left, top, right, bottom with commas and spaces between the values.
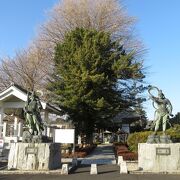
126, 0, 180, 119
0, 0, 57, 56
0, 0, 179, 119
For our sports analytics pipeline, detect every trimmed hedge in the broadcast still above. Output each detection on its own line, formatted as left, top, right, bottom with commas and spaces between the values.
127, 131, 152, 152
119, 152, 138, 161
166, 124, 180, 141
62, 144, 97, 158
127, 124, 180, 153
114, 144, 138, 161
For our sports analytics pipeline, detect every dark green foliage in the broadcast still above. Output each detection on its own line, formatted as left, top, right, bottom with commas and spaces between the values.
166, 124, 180, 142
170, 112, 180, 125
48, 28, 145, 140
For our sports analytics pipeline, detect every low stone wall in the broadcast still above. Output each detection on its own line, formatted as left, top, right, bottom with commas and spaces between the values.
8, 143, 61, 170
138, 143, 180, 173
126, 161, 138, 171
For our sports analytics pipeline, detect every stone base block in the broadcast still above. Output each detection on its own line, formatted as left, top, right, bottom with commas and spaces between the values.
117, 156, 123, 166
90, 164, 98, 174
120, 161, 128, 174
146, 134, 172, 143
61, 164, 69, 175
8, 143, 61, 170
138, 143, 180, 172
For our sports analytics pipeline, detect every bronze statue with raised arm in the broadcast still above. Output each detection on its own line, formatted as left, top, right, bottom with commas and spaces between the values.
23, 91, 44, 142
148, 86, 173, 133
147, 86, 173, 143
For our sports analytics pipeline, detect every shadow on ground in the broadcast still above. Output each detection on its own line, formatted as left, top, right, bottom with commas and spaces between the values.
72, 164, 119, 175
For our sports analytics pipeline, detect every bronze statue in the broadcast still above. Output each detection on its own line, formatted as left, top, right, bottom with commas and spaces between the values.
148, 86, 173, 134
24, 91, 44, 136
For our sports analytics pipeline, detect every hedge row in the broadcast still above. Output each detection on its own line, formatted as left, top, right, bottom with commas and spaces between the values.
127, 124, 180, 152
166, 124, 180, 140
114, 144, 138, 161
127, 131, 152, 152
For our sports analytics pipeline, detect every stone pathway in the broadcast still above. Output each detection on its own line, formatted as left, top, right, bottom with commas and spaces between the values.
81, 144, 116, 165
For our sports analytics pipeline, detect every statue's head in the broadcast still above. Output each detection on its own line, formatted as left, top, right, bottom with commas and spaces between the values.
30, 91, 36, 100
158, 90, 165, 99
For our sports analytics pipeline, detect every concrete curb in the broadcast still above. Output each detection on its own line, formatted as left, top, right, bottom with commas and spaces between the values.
129, 170, 180, 175
0, 163, 79, 175
0, 169, 62, 175
0, 165, 78, 175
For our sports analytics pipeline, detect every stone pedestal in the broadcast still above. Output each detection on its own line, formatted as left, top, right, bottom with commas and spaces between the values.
8, 143, 61, 170
147, 134, 172, 143
138, 143, 180, 172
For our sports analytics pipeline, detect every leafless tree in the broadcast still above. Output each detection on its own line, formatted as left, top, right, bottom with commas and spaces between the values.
0, 43, 49, 91
40, 0, 140, 49
37, 0, 144, 80
0, 0, 144, 94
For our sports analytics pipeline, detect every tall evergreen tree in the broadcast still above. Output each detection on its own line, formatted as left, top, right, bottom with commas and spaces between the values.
48, 28, 145, 140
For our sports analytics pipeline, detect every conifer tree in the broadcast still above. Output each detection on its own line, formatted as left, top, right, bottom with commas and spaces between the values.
48, 28, 145, 141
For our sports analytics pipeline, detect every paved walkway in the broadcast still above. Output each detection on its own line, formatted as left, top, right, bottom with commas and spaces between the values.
81, 144, 116, 165
1, 173, 180, 180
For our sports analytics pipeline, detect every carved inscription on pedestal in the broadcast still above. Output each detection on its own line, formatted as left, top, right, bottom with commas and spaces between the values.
156, 147, 171, 155
25, 147, 38, 155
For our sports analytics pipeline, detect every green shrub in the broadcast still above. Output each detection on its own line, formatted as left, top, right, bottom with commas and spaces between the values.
166, 124, 180, 142
127, 124, 180, 153
127, 131, 152, 152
